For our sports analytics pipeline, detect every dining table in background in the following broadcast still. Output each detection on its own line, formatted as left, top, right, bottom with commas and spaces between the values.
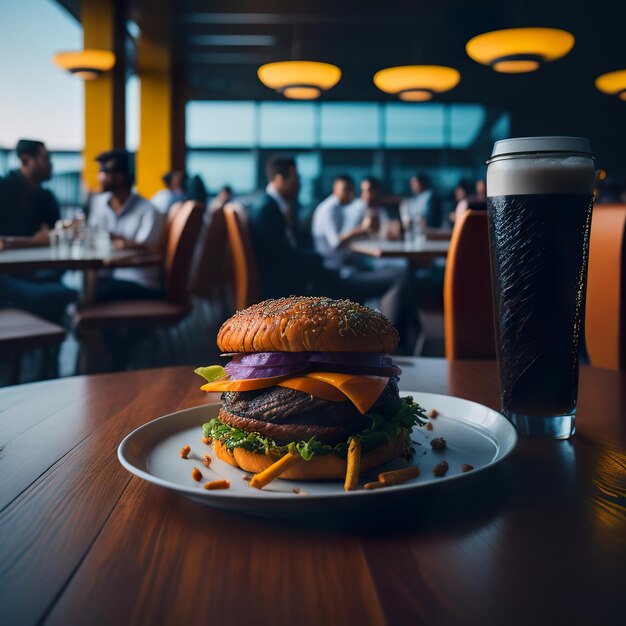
1, 357, 625, 625
0, 245, 162, 305
349, 238, 450, 269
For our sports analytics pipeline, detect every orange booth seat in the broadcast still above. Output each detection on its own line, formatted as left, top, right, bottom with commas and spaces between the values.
223, 203, 260, 312
443, 209, 496, 360
585, 203, 626, 370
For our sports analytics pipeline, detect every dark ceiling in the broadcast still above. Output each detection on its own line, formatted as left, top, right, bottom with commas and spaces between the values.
60, 0, 626, 175
162, 0, 626, 106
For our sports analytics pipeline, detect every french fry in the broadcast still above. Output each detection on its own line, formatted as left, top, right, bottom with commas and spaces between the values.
249, 451, 301, 489
344, 438, 362, 491
378, 465, 420, 486
203, 479, 230, 490
363, 481, 384, 490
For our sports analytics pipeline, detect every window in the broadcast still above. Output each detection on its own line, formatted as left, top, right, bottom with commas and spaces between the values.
384, 104, 446, 148
186, 151, 257, 194
0, 0, 82, 149
259, 103, 316, 147
450, 105, 486, 148
186, 101, 255, 147
320, 103, 380, 147
491, 113, 511, 141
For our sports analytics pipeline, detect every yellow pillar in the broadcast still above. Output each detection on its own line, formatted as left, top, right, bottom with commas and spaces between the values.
82, 0, 126, 192
136, 33, 172, 198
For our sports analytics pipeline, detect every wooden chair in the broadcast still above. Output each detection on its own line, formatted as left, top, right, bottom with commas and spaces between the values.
75, 201, 204, 332
443, 209, 497, 360
158, 200, 184, 254
585, 204, 626, 370
223, 203, 260, 311
190, 208, 232, 299
188, 207, 233, 327
0, 309, 65, 385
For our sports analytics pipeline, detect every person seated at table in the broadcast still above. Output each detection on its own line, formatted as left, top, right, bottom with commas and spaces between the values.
313, 175, 402, 270
349, 176, 402, 242
453, 178, 488, 225
0, 139, 60, 241
150, 170, 186, 214
0, 139, 76, 326
87, 149, 165, 302
249, 157, 418, 351
449, 179, 472, 224
400, 174, 442, 231
311, 174, 359, 270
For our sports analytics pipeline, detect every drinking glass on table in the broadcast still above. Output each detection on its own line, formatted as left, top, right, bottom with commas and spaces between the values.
486, 136, 595, 439
399, 200, 416, 242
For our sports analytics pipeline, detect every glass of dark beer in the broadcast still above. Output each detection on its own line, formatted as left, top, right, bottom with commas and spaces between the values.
486, 137, 595, 438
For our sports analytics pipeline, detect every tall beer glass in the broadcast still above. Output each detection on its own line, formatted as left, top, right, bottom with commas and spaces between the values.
486, 137, 595, 438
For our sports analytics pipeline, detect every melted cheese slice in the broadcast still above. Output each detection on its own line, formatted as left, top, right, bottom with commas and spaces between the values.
201, 372, 388, 414
276, 377, 347, 403
303, 372, 388, 414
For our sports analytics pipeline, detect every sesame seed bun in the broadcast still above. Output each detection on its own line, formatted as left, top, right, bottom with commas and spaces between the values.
217, 296, 399, 354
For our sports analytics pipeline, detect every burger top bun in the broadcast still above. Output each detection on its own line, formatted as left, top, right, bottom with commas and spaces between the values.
217, 296, 399, 354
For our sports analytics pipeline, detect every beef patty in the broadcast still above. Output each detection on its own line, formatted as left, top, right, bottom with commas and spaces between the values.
218, 378, 401, 445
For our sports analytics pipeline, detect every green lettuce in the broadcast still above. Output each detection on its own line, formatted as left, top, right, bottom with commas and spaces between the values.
202, 396, 427, 462
194, 365, 227, 383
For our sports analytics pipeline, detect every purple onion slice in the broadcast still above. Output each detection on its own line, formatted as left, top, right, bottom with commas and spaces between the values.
222, 351, 401, 379
224, 362, 308, 380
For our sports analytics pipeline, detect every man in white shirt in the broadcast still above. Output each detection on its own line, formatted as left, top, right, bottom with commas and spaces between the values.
88, 150, 165, 301
311, 174, 361, 270
349, 176, 402, 240
313, 175, 402, 272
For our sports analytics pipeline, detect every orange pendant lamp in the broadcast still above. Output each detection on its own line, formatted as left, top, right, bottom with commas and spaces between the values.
595, 70, 626, 101
53, 49, 116, 80
466, 27, 574, 73
258, 61, 341, 100
373, 65, 461, 101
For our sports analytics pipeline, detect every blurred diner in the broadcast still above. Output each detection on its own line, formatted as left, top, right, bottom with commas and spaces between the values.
400, 174, 442, 233
87, 149, 165, 302
0, 139, 76, 325
208, 185, 233, 213
249, 156, 418, 350
150, 170, 186, 214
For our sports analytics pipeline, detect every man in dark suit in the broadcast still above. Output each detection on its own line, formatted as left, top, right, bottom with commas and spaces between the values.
248, 156, 324, 297
248, 156, 419, 351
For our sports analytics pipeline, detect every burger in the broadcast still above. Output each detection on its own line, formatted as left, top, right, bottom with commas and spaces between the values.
195, 296, 427, 481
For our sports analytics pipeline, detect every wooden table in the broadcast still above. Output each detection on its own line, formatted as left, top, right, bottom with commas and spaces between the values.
0, 245, 162, 272
350, 239, 450, 268
0, 246, 162, 304
1, 358, 625, 625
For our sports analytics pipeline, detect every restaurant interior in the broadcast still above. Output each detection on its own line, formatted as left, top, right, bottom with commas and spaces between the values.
1, 1, 626, 625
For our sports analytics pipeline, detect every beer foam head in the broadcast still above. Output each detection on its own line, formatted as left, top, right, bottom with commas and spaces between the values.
487, 155, 595, 196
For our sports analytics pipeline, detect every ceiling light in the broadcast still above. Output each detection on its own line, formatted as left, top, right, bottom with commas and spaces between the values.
595, 70, 626, 101
373, 65, 460, 101
258, 61, 341, 100
466, 27, 574, 73
53, 49, 116, 80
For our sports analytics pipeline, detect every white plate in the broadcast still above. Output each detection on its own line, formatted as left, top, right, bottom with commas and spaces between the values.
118, 392, 517, 515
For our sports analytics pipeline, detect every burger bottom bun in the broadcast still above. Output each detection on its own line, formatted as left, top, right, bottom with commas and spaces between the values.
212, 436, 408, 481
